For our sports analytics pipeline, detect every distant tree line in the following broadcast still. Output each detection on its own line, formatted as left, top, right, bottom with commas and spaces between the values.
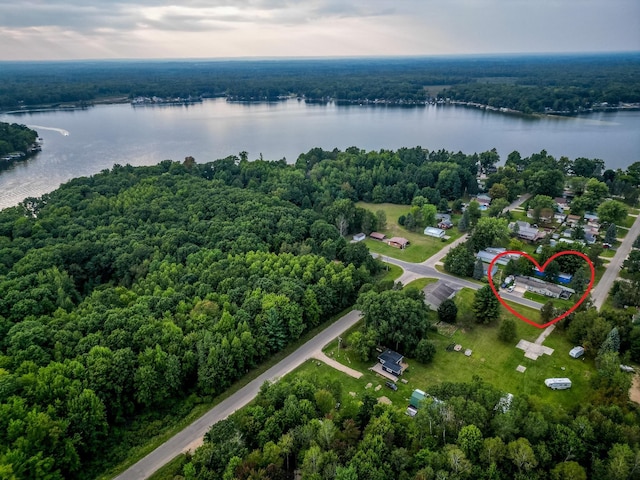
0, 53, 638, 113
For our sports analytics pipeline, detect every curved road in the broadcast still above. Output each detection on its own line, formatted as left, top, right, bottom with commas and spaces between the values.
124, 193, 638, 480
114, 310, 363, 480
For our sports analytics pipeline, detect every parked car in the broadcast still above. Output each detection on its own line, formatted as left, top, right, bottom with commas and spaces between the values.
385, 381, 398, 391
603, 243, 612, 249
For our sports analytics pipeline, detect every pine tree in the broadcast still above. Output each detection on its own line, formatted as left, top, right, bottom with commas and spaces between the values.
473, 258, 485, 280
605, 223, 617, 244
458, 210, 470, 232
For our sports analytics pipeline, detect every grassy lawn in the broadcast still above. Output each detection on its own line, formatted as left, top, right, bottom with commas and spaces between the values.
379, 263, 403, 282
404, 277, 439, 291
617, 227, 630, 239
324, 287, 596, 410
600, 248, 616, 258
434, 263, 484, 286
620, 214, 637, 228
357, 202, 463, 262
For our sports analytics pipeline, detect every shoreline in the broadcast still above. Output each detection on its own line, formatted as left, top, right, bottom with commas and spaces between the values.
2, 96, 638, 119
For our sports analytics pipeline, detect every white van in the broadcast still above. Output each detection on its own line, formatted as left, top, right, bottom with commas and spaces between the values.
544, 378, 572, 390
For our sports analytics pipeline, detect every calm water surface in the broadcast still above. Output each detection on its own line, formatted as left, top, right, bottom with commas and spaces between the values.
1, 99, 639, 209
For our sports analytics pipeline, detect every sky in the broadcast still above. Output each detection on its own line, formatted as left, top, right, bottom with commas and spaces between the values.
1, 0, 639, 60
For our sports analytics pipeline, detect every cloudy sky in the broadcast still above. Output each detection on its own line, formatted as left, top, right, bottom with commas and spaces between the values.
1, 0, 638, 60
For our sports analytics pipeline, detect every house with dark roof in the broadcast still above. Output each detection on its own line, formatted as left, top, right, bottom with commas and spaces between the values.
423, 280, 459, 310
475, 193, 492, 205
377, 350, 405, 376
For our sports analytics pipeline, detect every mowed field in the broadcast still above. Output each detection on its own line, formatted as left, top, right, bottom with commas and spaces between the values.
356, 202, 463, 262
322, 284, 596, 411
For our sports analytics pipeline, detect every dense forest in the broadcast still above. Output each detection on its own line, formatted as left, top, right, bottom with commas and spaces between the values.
0, 54, 639, 113
0, 123, 38, 157
0, 146, 639, 478
183, 374, 640, 480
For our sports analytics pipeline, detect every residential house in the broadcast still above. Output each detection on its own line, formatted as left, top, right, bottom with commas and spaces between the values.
566, 214, 582, 227
387, 237, 409, 249
423, 280, 459, 310
511, 221, 545, 242
475, 193, 492, 205
584, 212, 599, 223
438, 220, 454, 229
554, 197, 570, 209
554, 212, 567, 223
370, 232, 386, 241
436, 213, 451, 222
584, 232, 597, 244
352, 233, 366, 242
424, 227, 446, 238
377, 350, 405, 376
515, 275, 575, 299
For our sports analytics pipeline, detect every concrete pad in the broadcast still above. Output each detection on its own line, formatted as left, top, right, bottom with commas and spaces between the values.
365, 383, 372, 389
378, 396, 392, 405
516, 365, 527, 373
375, 385, 382, 391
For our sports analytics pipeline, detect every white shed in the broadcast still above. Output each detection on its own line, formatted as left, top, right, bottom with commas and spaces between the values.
424, 227, 445, 238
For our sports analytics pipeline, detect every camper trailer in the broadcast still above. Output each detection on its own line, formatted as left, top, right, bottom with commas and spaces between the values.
544, 378, 572, 390
569, 346, 585, 359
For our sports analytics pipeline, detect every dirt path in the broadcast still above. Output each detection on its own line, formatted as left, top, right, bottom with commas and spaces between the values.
313, 351, 363, 379
630, 374, 640, 404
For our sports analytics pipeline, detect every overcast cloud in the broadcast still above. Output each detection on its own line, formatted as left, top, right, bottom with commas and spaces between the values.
0, 0, 638, 60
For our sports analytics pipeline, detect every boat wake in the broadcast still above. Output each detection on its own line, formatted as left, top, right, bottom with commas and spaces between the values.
27, 125, 70, 136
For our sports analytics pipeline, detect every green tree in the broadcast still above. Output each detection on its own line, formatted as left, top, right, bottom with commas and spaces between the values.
488, 198, 509, 218
470, 217, 510, 252
489, 183, 509, 200
438, 298, 458, 323
457, 425, 483, 462
467, 201, 482, 226
623, 250, 640, 273
375, 210, 387, 230
473, 285, 500, 324
498, 318, 517, 343
473, 258, 485, 280
597, 200, 628, 225
540, 301, 556, 324
415, 339, 437, 364
458, 210, 470, 232
507, 438, 538, 472
444, 244, 475, 277
605, 223, 617, 244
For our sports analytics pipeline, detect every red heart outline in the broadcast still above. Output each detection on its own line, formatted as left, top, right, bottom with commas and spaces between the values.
487, 250, 595, 329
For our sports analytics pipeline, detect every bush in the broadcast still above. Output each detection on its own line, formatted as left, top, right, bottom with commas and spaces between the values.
498, 318, 517, 343
415, 339, 437, 363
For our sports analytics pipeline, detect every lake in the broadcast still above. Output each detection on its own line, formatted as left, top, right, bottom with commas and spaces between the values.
1, 99, 639, 210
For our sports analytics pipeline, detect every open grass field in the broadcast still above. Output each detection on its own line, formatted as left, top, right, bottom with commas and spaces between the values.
357, 202, 463, 262
620, 214, 637, 229
323, 286, 596, 411
523, 291, 576, 310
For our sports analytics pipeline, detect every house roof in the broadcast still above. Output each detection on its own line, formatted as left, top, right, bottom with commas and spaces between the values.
423, 280, 459, 309
370, 232, 386, 240
378, 349, 403, 365
436, 213, 451, 221
515, 276, 575, 295
424, 227, 445, 236
388, 236, 409, 246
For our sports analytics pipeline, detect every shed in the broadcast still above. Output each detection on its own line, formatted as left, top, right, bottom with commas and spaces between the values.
424, 227, 446, 238
352, 233, 366, 242
370, 232, 386, 241
410, 389, 426, 409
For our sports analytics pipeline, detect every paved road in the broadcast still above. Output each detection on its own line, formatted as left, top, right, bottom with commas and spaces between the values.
591, 214, 640, 309
114, 310, 362, 480
118, 193, 538, 479
381, 255, 543, 310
